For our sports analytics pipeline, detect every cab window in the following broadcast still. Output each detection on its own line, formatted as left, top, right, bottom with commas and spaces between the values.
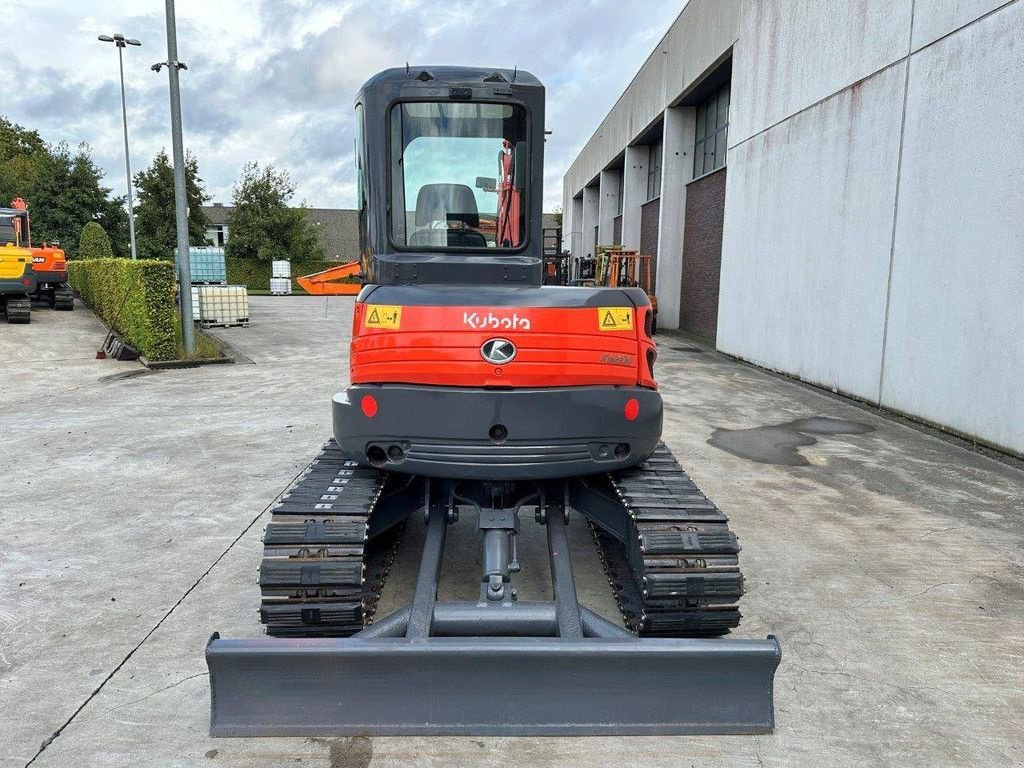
389, 101, 528, 250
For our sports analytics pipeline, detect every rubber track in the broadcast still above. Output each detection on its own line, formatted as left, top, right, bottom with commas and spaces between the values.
592, 442, 744, 637
4, 296, 30, 323
53, 284, 74, 311
258, 440, 401, 637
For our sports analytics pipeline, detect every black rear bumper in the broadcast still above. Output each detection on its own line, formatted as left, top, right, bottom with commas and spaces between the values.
31, 269, 66, 285
333, 384, 663, 480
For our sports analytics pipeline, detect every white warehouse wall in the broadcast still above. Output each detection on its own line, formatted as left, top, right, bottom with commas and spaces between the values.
719, 0, 1024, 454
879, 3, 1024, 454
729, 0, 912, 145
717, 64, 906, 400
563, 0, 1023, 455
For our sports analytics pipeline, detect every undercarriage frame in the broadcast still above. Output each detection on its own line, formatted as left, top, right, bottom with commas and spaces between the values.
206, 475, 780, 736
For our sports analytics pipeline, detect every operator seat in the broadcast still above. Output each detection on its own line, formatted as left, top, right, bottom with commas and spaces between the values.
408, 183, 488, 248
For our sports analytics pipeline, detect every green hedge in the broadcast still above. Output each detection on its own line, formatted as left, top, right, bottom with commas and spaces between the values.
68, 258, 177, 361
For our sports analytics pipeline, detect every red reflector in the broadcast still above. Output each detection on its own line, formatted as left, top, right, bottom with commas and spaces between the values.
360, 395, 378, 418
22, 278, 31, 285
624, 398, 640, 421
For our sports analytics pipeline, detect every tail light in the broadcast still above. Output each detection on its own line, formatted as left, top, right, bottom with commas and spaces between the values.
360, 394, 378, 417
646, 348, 657, 379
643, 308, 654, 338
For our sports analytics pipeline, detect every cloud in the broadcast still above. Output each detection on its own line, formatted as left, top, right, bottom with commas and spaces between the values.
4, 0, 682, 211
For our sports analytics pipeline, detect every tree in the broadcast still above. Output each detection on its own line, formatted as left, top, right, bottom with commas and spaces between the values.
133, 149, 210, 261
0, 117, 48, 205
78, 221, 115, 260
226, 162, 323, 262
0, 118, 129, 259
26, 142, 129, 259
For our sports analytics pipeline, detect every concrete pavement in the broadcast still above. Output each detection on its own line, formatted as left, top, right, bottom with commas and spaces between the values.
0, 296, 1020, 767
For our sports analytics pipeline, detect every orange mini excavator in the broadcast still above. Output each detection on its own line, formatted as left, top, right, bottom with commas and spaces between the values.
0, 198, 73, 310
207, 66, 779, 738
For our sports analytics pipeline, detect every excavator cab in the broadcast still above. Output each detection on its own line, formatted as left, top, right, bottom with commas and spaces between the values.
206, 66, 779, 737
0, 207, 29, 247
334, 67, 661, 479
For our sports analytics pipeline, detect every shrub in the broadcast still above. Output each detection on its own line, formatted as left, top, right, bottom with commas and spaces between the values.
68, 258, 176, 360
77, 222, 115, 260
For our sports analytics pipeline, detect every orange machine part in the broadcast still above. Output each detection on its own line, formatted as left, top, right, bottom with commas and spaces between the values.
296, 261, 362, 295
351, 303, 656, 389
30, 245, 67, 277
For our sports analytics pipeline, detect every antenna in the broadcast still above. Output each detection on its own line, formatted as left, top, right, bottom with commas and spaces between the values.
405, 61, 410, 76
512, 65, 517, 83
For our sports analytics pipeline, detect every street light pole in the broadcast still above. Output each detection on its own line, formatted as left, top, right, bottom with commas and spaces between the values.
153, 0, 194, 356
97, 33, 141, 260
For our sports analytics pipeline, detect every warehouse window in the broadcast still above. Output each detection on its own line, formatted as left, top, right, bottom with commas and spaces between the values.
694, 84, 729, 176
647, 139, 662, 200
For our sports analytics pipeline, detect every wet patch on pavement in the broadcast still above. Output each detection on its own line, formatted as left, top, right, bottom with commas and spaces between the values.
708, 416, 875, 466
309, 736, 374, 768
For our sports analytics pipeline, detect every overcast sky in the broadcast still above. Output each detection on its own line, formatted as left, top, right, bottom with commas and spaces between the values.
4, 0, 682, 212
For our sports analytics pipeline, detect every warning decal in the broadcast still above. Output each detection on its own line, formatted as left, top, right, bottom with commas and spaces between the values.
597, 307, 633, 331
364, 305, 402, 329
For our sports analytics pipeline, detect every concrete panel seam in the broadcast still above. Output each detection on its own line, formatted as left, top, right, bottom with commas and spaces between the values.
726, 58, 908, 156
910, 0, 1019, 52
727, 0, 1020, 156
877, 0, 918, 406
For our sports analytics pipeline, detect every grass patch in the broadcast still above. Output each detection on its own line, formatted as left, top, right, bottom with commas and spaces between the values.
172, 315, 224, 360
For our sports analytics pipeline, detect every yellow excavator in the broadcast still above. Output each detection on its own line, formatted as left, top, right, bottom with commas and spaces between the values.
0, 209, 35, 323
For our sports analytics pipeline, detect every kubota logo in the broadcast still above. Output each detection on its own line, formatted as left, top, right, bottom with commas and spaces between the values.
463, 311, 531, 331
481, 338, 517, 364
600, 352, 633, 367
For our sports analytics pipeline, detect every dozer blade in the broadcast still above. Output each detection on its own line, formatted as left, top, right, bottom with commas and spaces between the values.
206, 633, 780, 736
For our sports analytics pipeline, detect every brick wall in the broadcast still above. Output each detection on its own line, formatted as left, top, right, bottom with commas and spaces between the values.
681, 167, 726, 341
640, 197, 660, 292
